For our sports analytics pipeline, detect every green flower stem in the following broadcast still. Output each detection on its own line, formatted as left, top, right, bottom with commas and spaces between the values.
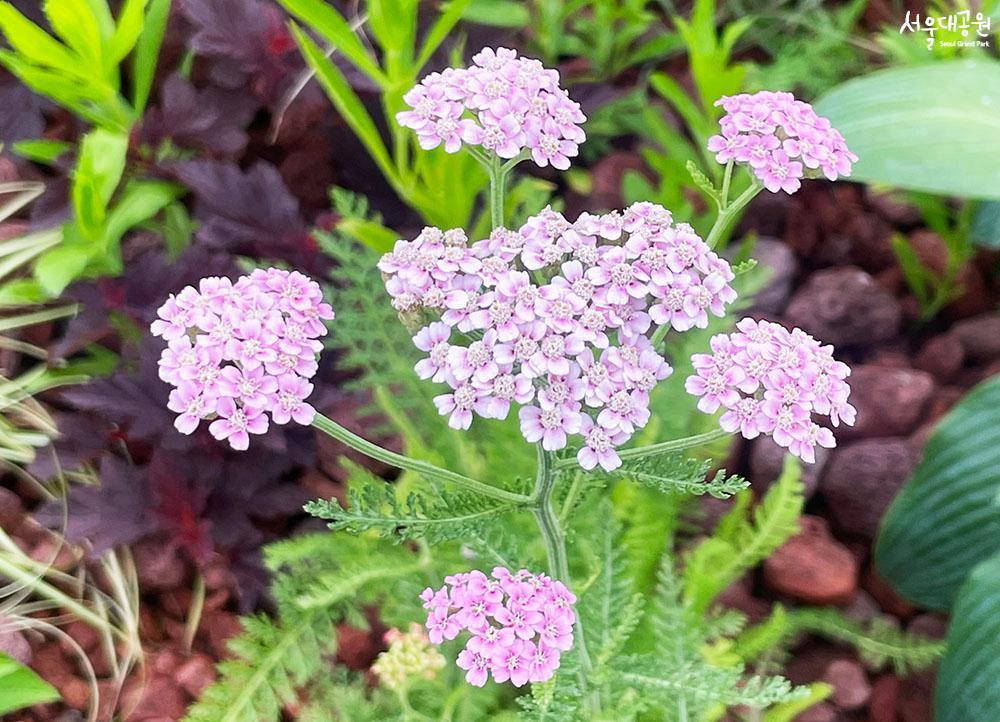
705, 179, 764, 250
552, 428, 732, 471
489, 155, 506, 230
531, 444, 597, 709
311, 413, 530, 505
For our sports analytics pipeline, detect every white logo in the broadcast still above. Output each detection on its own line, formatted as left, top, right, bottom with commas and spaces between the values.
900, 10, 993, 50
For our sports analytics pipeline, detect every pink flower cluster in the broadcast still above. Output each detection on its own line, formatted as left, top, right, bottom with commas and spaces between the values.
421, 567, 576, 688
151, 268, 334, 450
708, 90, 857, 194
379, 203, 738, 471
396, 47, 586, 169
685, 318, 855, 463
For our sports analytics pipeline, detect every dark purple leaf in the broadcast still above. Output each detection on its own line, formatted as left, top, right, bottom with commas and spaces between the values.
139, 75, 257, 156
0, 75, 44, 147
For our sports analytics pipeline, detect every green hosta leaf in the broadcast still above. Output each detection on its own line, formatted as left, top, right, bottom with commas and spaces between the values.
934, 553, 1000, 722
0, 652, 60, 715
970, 201, 1000, 249
875, 373, 1000, 611
11, 139, 71, 164
34, 243, 92, 297
815, 60, 1000, 200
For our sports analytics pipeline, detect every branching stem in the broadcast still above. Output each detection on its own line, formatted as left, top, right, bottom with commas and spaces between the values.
531, 445, 598, 711
311, 413, 530, 505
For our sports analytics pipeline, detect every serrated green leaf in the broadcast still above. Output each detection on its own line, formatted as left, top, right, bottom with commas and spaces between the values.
875, 373, 1000, 611
934, 552, 1000, 722
815, 60, 1000, 200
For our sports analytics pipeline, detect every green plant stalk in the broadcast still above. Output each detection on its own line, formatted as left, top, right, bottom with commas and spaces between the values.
0, 553, 128, 644
489, 156, 506, 230
531, 444, 598, 710
311, 413, 529, 504
705, 179, 764, 250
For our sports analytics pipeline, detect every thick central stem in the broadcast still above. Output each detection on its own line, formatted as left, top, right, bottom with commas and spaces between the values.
531, 444, 597, 708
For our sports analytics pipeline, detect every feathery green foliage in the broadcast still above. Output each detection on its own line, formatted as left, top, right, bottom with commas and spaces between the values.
604, 451, 749, 498
683, 455, 804, 614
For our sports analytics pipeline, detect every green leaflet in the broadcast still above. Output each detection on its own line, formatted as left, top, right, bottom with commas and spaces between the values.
875, 373, 1000, 610
683, 455, 804, 614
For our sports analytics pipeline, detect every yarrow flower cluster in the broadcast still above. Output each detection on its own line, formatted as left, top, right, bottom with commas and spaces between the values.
379, 202, 738, 471
371, 624, 446, 690
151, 268, 334, 450
396, 47, 586, 169
421, 567, 576, 688
708, 90, 857, 194
685, 318, 855, 463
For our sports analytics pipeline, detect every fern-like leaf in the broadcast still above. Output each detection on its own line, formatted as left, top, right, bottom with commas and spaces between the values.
602, 451, 749, 499
683, 455, 804, 614
785, 608, 945, 675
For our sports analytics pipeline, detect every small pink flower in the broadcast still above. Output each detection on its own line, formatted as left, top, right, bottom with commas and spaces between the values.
208, 397, 268, 451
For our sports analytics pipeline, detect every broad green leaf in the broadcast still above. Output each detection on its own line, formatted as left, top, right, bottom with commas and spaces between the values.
289, 24, 396, 185
71, 129, 128, 239
337, 216, 397, 254
102, 180, 181, 251
415, 0, 472, 70
0, 652, 60, 715
875, 373, 1000, 610
34, 243, 92, 296
130, 0, 168, 114
43, 0, 104, 73
934, 553, 1000, 721
277, 0, 385, 84
0, 3, 81, 75
108, 0, 147, 68
815, 60, 1000, 200
462, 0, 530, 27
11, 139, 71, 164
970, 201, 1000, 249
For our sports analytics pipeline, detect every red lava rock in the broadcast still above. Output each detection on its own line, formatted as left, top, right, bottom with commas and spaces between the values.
55, 676, 90, 710
822, 658, 871, 711
898, 670, 935, 722
30, 643, 73, 688
0, 486, 25, 531
763, 516, 858, 605
785, 267, 902, 346
822, 438, 919, 540
150, 649, 184, 676
133, 539, 187, 593
908, 230, 948, 276
123, 675, 188, 721
714, 575, 770, 623
869, 674, 901, 722
865, 189, 922, 226
792, 702, 837, 722
590, 151, 647, 210
298, 468, 343, 503
748, 237, 798, 314
838, 365, 935, 440
336, 624, 383, 670
948, 262, 993, 318
907, 613, 948, 640
202, 558, 236, 594
176, 653, 217, 698
842, 589, 881, 623
204, 612, 243, 658
914, 334, 964, 381
0, 624, 31, 664
950, 313, 1000, 362
750, 435, 827, 499
864, 567, 917, 619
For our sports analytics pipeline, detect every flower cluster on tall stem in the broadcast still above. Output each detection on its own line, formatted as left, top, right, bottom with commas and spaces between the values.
686, 318, 855, 462
421, 567, 576, 687
378, 204, 737, 471
151, 268, 333, 450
